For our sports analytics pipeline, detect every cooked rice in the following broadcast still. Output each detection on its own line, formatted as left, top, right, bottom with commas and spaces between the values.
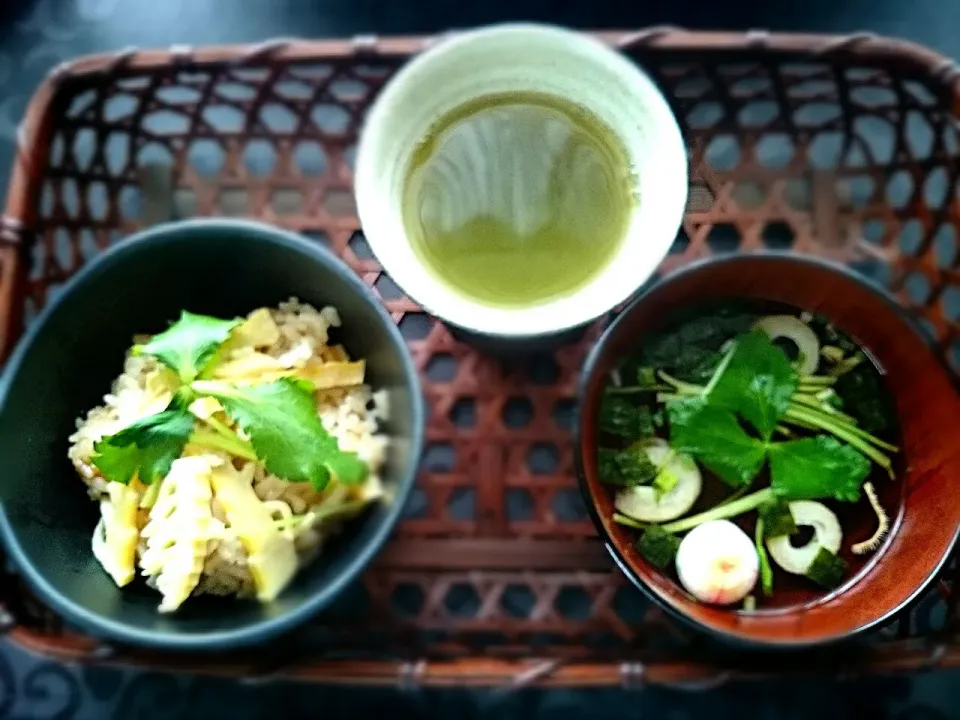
68, 299, 388, 607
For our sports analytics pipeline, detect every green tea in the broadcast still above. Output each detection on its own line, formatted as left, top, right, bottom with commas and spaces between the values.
401, 91, 636, 307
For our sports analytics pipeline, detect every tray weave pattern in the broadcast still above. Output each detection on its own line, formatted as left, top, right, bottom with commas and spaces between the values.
1, 30, 960, 687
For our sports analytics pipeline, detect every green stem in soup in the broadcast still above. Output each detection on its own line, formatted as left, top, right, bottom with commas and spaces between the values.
798, 374, 836, 387
774, 424, 795, 438
613, 512, 648, 530
659, 488, 776, 534
719, 484, 754, 505
789, 393, 858, 425
607, 385, 673, 395
657, 370, 704, 396
786, 403, 898, 452
829, 353, 864, 378
754, 518, 774, 597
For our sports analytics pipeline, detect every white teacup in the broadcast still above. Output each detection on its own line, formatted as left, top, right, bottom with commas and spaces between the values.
355, 23, 687, 338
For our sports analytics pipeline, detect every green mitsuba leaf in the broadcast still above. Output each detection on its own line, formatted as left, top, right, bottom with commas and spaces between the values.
754, 519, 774, 597
92, 408, 196, 485
767, 435, 870, 502
135, 311, 240, 382
709, 330, 798, 439
195, 377, 367, 490
667, 398, 766, 488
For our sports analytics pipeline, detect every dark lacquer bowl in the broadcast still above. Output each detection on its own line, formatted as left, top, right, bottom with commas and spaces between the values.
0, 219, 424, 651
576, 253, 960, 648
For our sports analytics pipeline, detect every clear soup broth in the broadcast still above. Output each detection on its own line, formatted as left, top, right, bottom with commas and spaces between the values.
601, 300, 904, 610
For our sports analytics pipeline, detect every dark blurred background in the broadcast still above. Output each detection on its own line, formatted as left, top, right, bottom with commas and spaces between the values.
0, 0, 956, 65
0, 1, 958, 718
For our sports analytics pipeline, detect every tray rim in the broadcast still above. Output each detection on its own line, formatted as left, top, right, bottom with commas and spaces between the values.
7, 625, 960, 688
2, 27, 960, 686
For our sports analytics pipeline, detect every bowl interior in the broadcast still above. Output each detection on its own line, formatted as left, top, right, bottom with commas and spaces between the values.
578, 254, 960, 646
0, 220, 422, 649
355, 23, 687, 338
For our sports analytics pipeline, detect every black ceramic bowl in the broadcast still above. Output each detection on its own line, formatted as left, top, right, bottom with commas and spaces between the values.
0, 219, 424, 651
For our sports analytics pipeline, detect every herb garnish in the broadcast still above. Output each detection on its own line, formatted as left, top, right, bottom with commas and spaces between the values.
708, 330, 797, 439
193, 377, 367, 486
133, 311, 239, 383
667, 399, 767, 488
767, 436, 869, 502
662, 331, 885, 496
92, 409, 197, 486
605, 311, 900, 600
93, 311, 366, 490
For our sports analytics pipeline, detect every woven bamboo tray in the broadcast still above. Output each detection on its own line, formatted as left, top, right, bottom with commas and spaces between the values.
1, 28, 960, 688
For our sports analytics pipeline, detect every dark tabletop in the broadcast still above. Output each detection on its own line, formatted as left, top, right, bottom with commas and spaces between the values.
0, 0, 959, 718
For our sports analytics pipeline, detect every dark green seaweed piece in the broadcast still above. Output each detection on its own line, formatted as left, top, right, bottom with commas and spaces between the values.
833, 363, 895, 435
598, 393, 657, 440
598, 446, 658, 487
805, 547, 847, 589
634, 308, 755, 383
757, 499, 798, 538
637, 525, 682, 569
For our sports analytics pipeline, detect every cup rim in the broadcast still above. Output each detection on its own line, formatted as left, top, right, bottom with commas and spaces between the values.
355, 23, 688, 339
